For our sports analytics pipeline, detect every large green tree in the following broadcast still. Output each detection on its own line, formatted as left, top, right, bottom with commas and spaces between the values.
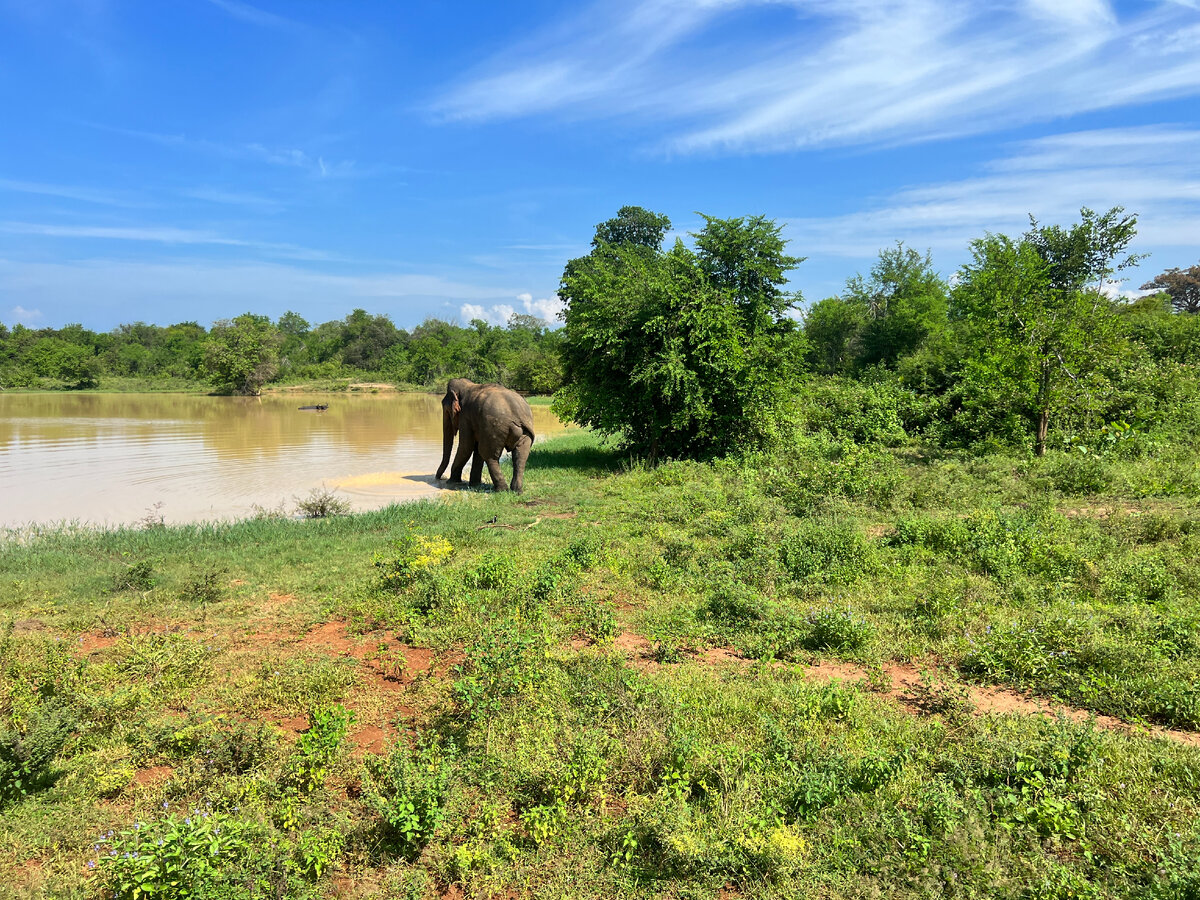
201, 314, 282, 395
951, 208, 1139, 455
557, 207, 804, 461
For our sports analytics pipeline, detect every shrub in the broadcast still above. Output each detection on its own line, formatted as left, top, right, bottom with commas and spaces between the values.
178, 565, 225, 606
282, 704, 353, 794
764, 438, 903, 513
803, 606, 875, 652
0, 701, 74, 805
92, 806, 261, 899
295, 486, 351, 519
1103, 556, 1177, 605
111, 559, 156, 593
362, 739, 455, 860
117, 632, 217, 693
374, 531, 453, 590
780, 520, 875, 584
466, 555, 518, 592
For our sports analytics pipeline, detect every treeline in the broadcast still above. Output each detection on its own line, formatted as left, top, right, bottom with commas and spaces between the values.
0, 310, 564, 394
557, 206, 1200, 459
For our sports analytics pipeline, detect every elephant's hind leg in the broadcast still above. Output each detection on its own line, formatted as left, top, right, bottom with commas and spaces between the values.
510, 433, 532, 493
484, 456, 508, 492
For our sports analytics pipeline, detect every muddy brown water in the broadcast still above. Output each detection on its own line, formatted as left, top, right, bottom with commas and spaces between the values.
0, 392, 567, 528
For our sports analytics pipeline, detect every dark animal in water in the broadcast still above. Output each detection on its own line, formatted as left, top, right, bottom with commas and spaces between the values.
298, 404, 329, 411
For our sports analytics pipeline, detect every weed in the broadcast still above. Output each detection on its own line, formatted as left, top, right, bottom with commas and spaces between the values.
294, 485, 351, 518
373, 530, 453, 590
111, 559, 156, 593
466, 555, 517, 592
453, 620, 549, 723
93, 806, 259, 900
804, 605, 875, 652
178, 565, 225, 606
117, 631, 218, 692
911, 671, 976, 723
362, 738, 455, 860
137, 501, 166, 530
0, 701, 74, 805
282, 704, 354, 794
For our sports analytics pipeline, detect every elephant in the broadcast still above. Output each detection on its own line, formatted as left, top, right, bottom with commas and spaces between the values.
435, 379, 535, 492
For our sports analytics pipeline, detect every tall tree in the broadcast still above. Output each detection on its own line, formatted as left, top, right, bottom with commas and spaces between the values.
201, 314, 282, 395
558, 208, 804, 461
844, 243, 948, 368
952, 208, 1138, 456
1141, 263, 1200, 314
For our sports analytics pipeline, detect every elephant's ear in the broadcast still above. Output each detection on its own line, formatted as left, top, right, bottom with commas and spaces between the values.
451, 392, 461, 426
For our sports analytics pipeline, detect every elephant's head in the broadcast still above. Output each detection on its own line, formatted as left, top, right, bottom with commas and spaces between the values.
436, 378, 476, 479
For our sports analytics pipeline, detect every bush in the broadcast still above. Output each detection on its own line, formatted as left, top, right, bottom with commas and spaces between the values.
374, 530, 453, 590
362, 739, 455, 860
779, 520, 875, 584
295, 486, 351, 519
0, 702, 74, 805
111, 559, 156, 593
803, 606, 875, 652
94, 807, 260, 899
282, 704, 353, 794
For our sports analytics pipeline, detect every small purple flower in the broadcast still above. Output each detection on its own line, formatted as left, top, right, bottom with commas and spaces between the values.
87, 860, 96, 869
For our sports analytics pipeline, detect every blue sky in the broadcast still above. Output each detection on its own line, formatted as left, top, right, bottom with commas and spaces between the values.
2, 0, 1199, 331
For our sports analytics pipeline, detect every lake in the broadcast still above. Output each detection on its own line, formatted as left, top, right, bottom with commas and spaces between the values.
0, 392, 568, 528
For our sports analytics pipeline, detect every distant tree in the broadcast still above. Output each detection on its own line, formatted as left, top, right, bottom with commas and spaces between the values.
951, 208, 1139, 456
557, 208, 804, 460
803, 297, 866, 374
507, 313, 549, 332
1141, 263, 1200, 314
277, 310, 311, 335
201, 314, 282, 395
846, 244, 948, 368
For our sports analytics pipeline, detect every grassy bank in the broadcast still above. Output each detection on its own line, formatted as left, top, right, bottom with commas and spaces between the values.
2, 430, 1199, 899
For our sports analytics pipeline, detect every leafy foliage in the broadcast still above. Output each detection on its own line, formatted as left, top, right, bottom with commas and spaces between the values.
556, 207, 805, 459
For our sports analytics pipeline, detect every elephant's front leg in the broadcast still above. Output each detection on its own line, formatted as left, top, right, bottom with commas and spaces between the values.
448, 426, 476, 483
484, 456, 509, 492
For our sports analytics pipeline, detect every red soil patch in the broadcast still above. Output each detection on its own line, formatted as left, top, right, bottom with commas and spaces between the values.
609, 632, 1200, 748
132, 765, 174, 786
265, 592, 297, 605
351, 725, 387, 755
77, 632, 119, 654
277, 715, 309, 734
230, 579, 247, 587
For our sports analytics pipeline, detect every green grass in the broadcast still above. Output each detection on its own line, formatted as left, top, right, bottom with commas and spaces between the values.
2, 429, 1199, 898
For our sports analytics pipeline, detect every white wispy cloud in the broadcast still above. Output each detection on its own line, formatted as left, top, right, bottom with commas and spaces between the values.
0, 221, 340, 262
779, 125, 1200, 259
201, 0, 300, 30
0, 178, 146, 207
0, 258, 515, 326
8, 305, 43, 325
93, 124, 360, 178
461, 292, 565, 327
179, 187, 283, 211
433, 0, 1200, 155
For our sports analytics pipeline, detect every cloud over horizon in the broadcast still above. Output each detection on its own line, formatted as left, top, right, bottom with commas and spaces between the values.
434, 0, 1200, 155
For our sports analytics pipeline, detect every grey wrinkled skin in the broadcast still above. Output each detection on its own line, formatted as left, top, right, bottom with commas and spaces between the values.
435, 380, 535, 492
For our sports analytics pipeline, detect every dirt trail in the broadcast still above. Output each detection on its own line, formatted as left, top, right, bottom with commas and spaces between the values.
611, 632, 1200, 748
